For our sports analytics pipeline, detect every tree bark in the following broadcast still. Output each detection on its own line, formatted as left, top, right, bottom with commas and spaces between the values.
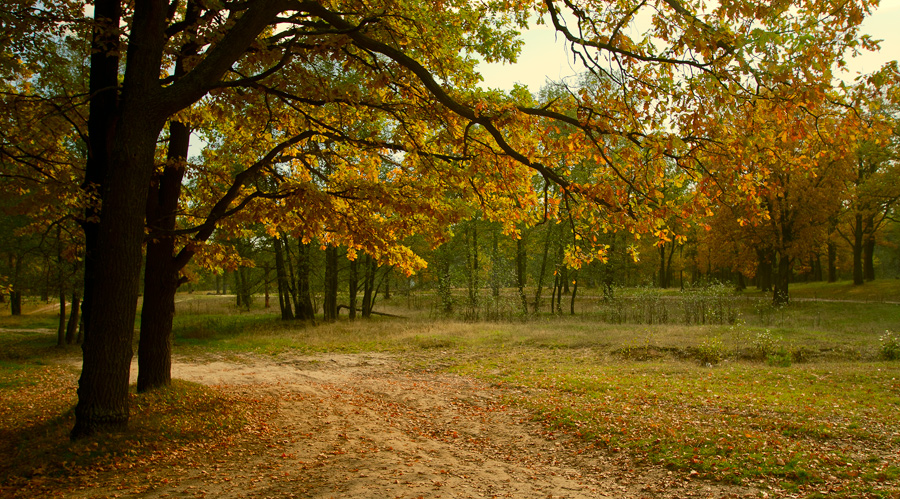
57, 290, 66, 347
827, 241, 837, 283
73, 0, 286, 438
491, 226, 500, 298
436, 250, 453, 314
569, 271, 578, 315
773, 253, 791, 306
465, 220, 479, 310
533, 224, 554, 314
658, 244, 667, 288
263, 261, 270, 308
73, 0, 172, 438
864, 217, 876, 281
65, 290, 81, 344
57, 224, 66, 347
348, 257, 358, 320
362, 254, 376, 318
323, 246, 338, 321
852, 213, 864, 285
294, 241, 315, 320
274, 237, 294, 320
137, 118, 189, 393
137, 246, 177, 392
515, 235, 527, 314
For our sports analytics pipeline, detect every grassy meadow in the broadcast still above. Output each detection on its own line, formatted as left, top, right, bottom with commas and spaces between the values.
1, 280, 899, 497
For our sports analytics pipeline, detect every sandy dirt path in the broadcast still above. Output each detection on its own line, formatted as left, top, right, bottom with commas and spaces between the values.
76, 353, 760, 498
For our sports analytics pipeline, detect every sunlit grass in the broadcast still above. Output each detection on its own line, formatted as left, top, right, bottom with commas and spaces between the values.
446, 350, 900, 496
3, 283, 900, 497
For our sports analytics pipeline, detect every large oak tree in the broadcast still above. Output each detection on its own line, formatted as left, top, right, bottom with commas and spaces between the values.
3, 0, 881, 436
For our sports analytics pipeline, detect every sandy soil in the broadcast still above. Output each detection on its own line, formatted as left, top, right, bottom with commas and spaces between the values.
75, 353, 761, 498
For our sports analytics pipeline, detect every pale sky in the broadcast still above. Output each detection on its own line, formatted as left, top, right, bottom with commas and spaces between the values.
477, 1, 900, 92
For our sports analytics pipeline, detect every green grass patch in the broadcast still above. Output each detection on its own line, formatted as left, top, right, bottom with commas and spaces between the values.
784, 279, 900, 302
446, 350, 900, 496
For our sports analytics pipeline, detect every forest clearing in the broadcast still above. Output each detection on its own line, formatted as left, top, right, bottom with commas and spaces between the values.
2, 285, 899, 498
3, 1, 900, 498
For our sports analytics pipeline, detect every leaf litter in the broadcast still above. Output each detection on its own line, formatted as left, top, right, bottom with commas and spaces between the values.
1, 352, 764, 498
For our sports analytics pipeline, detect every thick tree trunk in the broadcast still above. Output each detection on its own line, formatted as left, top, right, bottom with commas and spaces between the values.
137, 247, 177, 392
137, 119, 189, 393
79, 0, 122, 352
73, 0, 174, 438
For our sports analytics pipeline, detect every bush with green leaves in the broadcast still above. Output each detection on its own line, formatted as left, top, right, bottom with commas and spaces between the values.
696, 335, 726, 365
879, 330, 900, 361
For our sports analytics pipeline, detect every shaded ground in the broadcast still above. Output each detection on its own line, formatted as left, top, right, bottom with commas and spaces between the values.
63, 353, 760, 498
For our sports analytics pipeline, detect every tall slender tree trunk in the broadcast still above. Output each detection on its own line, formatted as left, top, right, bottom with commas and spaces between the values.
323, 246, 338, 321
66, 290, 81, 344
827, 241, 837, 283
57, 226, 66, 347
465, 220, 479, 310
515, 235, 527, 314
863, 217, 876, 281
263, 262, 270, 309
274, 237, 294, 320
435, 248, 453, 315
852, 213, 864, 285
294, 241, 315, 320
57, 291, 66, 347
362, 255, 375, 318
533, 225, 554, 314
491, 227, 500, 298
569, 271, 578, 315
348, 258, 358, 319
10, 255, 22, 316
43, 254, 51, 303
658, 244, 668, 288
